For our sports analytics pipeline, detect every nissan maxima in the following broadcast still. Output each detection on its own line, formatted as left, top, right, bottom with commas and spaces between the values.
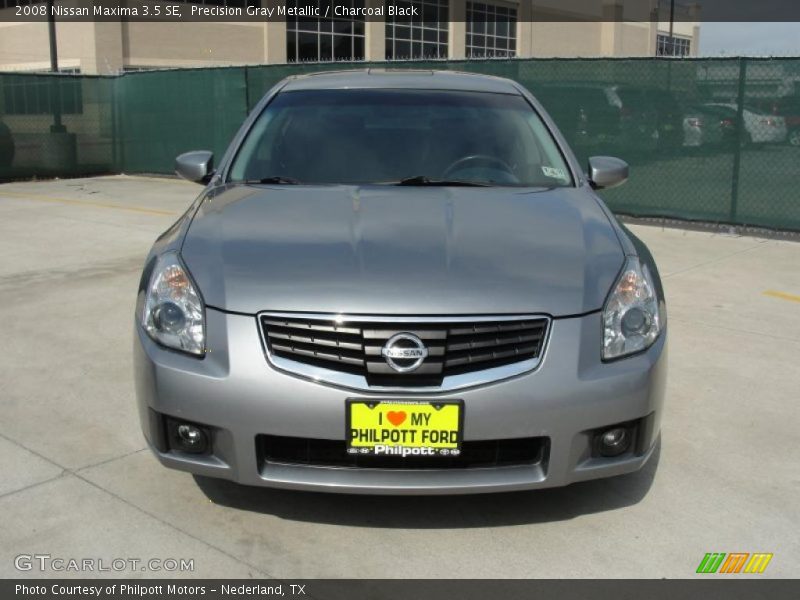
134, 70, 667, 494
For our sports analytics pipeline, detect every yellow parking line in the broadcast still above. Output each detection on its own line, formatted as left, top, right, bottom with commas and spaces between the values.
763, 290, 800, 304
0, 190, 179, 216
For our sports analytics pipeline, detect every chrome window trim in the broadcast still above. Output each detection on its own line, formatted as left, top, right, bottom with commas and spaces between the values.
257, 312, 551, 393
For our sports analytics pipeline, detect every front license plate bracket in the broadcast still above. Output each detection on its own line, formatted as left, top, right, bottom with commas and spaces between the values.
346, 399, 464, 458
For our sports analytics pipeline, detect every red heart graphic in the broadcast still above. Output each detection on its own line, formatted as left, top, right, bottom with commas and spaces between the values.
386, 411, 407, 427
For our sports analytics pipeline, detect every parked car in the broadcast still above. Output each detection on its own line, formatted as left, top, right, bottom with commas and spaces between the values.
704, 103, 787, 145
610, 85, 684, 154
532, 83, 621, 154
755, 96, 800, 146
134, 70, 667, 494
681, 104, 725, 148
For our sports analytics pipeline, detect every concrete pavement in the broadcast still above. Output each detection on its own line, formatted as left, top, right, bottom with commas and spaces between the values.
0, 176, 798, 579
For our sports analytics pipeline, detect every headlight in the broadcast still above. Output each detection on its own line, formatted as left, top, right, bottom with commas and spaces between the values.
602, 256, 663, 360
141, 253, 205, 356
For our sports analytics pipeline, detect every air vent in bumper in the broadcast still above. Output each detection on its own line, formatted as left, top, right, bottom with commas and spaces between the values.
258, 434, 549, 470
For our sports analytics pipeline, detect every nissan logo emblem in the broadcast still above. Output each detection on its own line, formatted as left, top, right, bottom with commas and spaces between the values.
381, 333, 428, 373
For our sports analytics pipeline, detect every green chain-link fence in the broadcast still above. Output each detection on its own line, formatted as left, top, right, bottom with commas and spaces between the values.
1, 58, 799, 230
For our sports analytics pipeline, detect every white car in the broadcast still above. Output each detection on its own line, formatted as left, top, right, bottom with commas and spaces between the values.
682, 106, 724, 148
705, 103, 787, 144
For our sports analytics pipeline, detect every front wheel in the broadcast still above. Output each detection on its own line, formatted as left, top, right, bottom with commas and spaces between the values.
788, 128, 800, 147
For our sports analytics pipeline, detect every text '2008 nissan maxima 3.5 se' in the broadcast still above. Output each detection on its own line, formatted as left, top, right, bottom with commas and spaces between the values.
134, 70, 667, 495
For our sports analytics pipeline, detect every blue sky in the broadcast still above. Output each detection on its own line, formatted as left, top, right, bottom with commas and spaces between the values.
699, 23, 800, 56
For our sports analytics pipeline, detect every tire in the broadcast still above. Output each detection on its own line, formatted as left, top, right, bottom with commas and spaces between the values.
789, 129, 800, 147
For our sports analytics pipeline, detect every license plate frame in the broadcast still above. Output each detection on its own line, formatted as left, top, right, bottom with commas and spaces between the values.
346, 399, 464, 458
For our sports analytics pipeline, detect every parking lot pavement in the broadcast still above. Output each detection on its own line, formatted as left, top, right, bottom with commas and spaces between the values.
1, 176, 798, 579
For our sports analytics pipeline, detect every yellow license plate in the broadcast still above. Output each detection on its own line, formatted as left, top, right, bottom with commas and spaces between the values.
347, 400, 463, 457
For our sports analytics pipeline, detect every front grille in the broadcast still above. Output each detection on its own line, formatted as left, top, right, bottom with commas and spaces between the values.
257, 435, 549, 470
260, 314, 550, 387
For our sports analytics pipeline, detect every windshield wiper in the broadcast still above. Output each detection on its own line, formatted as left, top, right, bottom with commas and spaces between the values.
394, 176, 492, 187
239, 176, 302, 185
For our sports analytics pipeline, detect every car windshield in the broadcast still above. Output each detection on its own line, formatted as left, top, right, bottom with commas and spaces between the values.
228, 89, 573, 187
744, 105, 771, 116
703, 105, 736, 116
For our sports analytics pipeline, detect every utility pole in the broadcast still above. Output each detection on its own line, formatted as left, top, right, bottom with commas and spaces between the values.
47, 0, 65, 133
665, 0, 677, 92
668, 0, 676, 55
47, 0, 58, 73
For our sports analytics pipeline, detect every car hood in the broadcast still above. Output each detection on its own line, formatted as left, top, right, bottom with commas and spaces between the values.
181, 185, 624, 316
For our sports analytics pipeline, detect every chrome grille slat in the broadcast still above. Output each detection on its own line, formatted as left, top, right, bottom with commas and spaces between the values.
447, 332, 543, 352
270, 341, 365, 366
445, 343, 541, 368
365, 361, 445, 375
448, 321, 544, 335
260, 313, 550, 389
362, 328, 448, 340
263, 318, 361, 336
268, 330, 363, 351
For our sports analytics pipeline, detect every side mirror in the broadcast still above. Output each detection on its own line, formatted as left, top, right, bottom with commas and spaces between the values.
175, 150, 214, 184
587, 156, 629, 190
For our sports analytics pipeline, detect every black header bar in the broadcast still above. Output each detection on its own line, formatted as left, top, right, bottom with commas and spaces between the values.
3, 0, 800, 23
4, 579, 800, 600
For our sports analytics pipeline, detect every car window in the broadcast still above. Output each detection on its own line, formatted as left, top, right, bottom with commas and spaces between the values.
704, 105, 736, 116
781, 98, 800, 112
228, 89, 573, 187
744, 105, 770, 116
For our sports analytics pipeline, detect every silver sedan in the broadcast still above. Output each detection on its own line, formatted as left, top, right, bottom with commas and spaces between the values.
134, 70, 667, 494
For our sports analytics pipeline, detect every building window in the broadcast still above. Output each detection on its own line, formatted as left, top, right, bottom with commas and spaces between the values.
122, 66, 161, 72
385, 0, 449, 60
1, 75, 83, 116
286, 0, 366, 63
656, 34, 691, 57
466, 2, 517, 58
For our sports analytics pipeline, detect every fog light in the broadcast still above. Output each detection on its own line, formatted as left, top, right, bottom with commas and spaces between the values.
595, 426, 632, 457
168, 420, 209, 454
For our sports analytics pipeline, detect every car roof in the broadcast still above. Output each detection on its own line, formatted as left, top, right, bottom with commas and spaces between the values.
534, 82, 609, 90
774, 96, 800, 107
534, 84, 618, 101
280, 69, 522, 95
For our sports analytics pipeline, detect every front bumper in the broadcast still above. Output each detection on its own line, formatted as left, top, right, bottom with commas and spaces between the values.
134, 308, 667, 495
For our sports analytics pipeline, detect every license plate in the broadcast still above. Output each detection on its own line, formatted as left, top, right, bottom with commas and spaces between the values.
346, 399, 463, 457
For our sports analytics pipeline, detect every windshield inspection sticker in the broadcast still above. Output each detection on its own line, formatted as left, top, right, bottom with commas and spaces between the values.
541, 166, 567, 180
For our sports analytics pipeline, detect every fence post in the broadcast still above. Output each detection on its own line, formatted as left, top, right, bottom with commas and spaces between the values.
113, 75, 125, 173
244, 65, 252, 115
111, 76, 118, 172
729, 57, 747, 223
